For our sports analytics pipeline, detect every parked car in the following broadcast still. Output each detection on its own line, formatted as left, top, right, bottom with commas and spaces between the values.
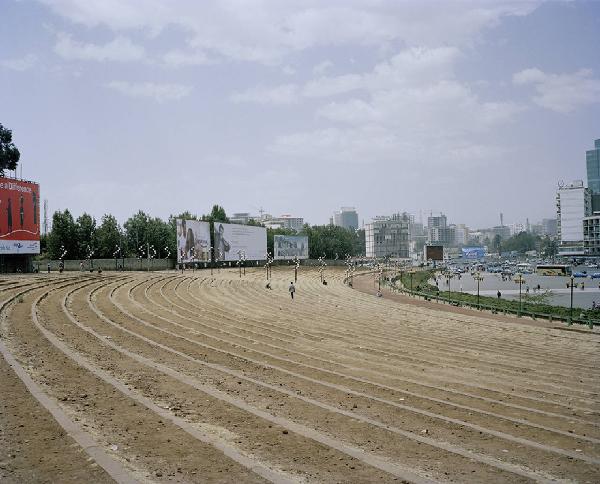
591, 272, 600, 279
572, 271, 587, 278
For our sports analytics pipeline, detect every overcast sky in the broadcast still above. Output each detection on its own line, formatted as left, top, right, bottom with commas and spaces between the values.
1, 1, 598, 229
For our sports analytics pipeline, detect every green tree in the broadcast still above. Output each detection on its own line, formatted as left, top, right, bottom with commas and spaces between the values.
501, 231, 540, 254
492, 234, 502, 254
76, 213, 97, 260
96, 214, 123, 258
124, 210, 150, 256
202, 205, 229, 259
0, 123, 20, 176
202, 204, 229, 223
47, 210, 78, 260
124, 211, 174, 258
147, 216, 174, 259
303, 224, 360, 259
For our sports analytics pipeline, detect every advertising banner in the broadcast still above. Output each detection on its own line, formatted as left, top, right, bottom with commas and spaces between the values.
461, 247, 486, 259
0, 177, 40, 254
425, 245, 443, 261
213, 222, 266, 261
274, 235, 309, 260
176, 219, 211, 263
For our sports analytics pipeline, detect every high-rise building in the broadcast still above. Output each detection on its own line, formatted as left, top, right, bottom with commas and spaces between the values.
426, 213, 455, 246
454, 224, 469, 245
332, 207, 359, 231
556, 180, 591, 256
365, 213, 410, 258
262, 214, 304, 231
586, 139, 600, 194
541, 218, 557, 237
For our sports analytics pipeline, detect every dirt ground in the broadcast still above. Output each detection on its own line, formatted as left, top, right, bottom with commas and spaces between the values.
0, 268, 599, 483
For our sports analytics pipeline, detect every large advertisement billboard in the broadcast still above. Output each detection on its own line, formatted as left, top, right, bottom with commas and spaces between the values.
274, 235, 308, 260
425, 245, 443, 261
462, 247, 486, 259
176, 219, 211, 263
0, 177, 40, 254
213, 222, 266, 261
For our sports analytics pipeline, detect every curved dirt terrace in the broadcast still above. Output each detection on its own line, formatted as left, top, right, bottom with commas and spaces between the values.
1, 268, 599, 483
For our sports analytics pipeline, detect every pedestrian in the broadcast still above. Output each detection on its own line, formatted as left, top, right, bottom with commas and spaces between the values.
289, 282, 296, 300
581, 281, 585, 290
47, 262, 50, 274
537, 284, 541, 291
497, 290, 501, 299
592, 301, 596, 310
79, 261, 84, 272
525, 285, 529, 294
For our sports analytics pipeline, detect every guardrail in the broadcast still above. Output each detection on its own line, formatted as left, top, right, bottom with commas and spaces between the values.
379, 274, 598, 330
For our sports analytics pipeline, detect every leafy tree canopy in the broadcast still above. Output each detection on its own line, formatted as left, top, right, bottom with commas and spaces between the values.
0, 123, 20, 176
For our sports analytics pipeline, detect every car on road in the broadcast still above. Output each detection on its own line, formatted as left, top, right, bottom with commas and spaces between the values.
572, 271, 587, 278
591, 272, 600, 279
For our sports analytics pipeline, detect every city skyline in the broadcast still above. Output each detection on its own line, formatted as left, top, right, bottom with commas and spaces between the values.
1, 1, 598, 228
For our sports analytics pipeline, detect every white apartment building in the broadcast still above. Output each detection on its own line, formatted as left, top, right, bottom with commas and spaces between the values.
556, 180, 591, 256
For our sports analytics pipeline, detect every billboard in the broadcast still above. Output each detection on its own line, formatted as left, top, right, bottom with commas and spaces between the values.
274, 235, 309, 260
425, 245, 443, 261
462, 247, 486, 259
213, 222, 266, 261
0, 177, 40, 255
176, 219, 211, 263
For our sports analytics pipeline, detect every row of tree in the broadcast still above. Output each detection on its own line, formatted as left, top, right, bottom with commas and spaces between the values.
43, 205, 365, 261
483, 231, 558, 257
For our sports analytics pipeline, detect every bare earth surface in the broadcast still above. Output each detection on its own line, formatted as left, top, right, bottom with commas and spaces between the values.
0, 268, 599, 483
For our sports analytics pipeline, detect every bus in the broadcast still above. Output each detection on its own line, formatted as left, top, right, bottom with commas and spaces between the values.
516, 263, 533, 274
535, 264, 571, 276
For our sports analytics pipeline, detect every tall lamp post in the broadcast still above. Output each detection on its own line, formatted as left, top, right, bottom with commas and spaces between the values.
444, 270, 455, 302
293, 255, 300, 283
567, 275, 575, 325
473, 271, 484, 307
344, 254, 352, 285
514, 273, 526, 316
265, 251, 273, 280
113, 245, 121, 271
86, 245, 95, 271
318, 256, 326, 283
59, 245, 67, 273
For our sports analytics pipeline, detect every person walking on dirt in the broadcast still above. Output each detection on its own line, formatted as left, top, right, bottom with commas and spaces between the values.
289, 282, 296, 300
497, 290, 501, 299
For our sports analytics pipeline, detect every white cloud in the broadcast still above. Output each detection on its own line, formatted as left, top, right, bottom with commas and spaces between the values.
230, 84, 298, 105
282, 65, 296, 76
313, 60, 333, 76
55, 33, 145, 62
268, 46, 522, 165
162, 49, 210, 67
0, 54, 37, 71
106, 81, 192, 102
513, 67, 600, 113
40, 1, 540, 64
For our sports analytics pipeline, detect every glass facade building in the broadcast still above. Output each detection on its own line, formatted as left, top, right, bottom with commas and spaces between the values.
586, 139, 600, 194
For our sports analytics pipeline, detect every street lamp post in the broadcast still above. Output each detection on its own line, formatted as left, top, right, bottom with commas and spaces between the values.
443, 270, 455, 302
514, 273, 526, 316
318, 256, 326, 283
293, 255, 300, 283
567, 275, 575, 325
473, 271, 484, 307
113, 245, 121, 271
